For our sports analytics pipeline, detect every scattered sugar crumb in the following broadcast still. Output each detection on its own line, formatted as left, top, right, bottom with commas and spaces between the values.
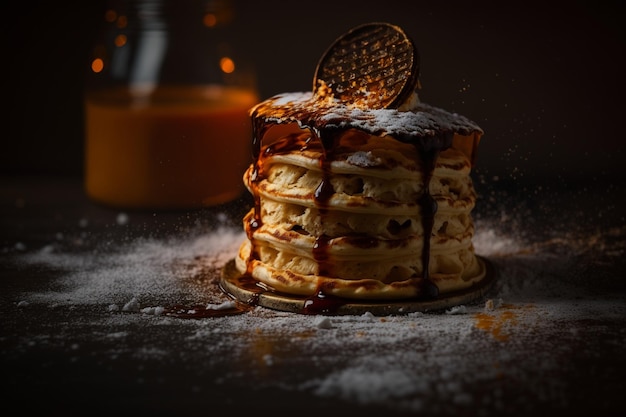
116, 212, 129, 225
262, 354, 274, 366
360, 311, 376, 322
445, 305, 467, 315
484, 298, 504, 311
141, 306, 165, 315
39, 244, 55, 254
206, 300, 236, 310
314, 316, 333, 329
122, 297, 141, 312
106, 331, 128, 340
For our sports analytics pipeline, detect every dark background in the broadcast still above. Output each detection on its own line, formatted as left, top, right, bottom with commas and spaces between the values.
2, 0, 625, 186
1, 4, 625, 416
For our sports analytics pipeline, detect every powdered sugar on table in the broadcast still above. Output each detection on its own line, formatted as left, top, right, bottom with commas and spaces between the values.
7, 197, 625, 416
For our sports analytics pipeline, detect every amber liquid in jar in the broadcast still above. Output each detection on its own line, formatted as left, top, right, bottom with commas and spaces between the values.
85, 85, 258, 209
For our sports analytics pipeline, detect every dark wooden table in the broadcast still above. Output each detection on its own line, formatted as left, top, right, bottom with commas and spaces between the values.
2, 175, 625, 417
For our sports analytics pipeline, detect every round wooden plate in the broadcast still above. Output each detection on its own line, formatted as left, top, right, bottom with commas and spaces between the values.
220, 256, 496, 316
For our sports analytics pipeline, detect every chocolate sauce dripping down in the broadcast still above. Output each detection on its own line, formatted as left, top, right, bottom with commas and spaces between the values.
247, 116, 326, 276
245, 117, 268, 276
302, 290, 346, 315
313, 126, 342, 204
311, 127, 343, 277
415, 144, 440, 299
247, 102, 458, 300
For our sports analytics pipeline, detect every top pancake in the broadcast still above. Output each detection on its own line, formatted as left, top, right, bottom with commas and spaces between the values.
251, 92, 483, 168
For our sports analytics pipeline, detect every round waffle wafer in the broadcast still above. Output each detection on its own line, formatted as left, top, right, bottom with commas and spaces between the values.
313, 22, 420, 109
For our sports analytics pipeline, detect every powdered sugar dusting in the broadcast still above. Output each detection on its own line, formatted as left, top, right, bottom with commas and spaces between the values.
345, 151, 383, 167
21, 227, 244, 307
6, 204, 626, 415
252, 91, 483, 139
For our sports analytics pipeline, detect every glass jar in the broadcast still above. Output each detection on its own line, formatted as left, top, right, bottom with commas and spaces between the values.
84, 0, 259, 209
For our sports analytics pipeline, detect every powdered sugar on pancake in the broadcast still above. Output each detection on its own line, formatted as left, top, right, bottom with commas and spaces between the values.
345, 151, 384, 168
251, 92, 483, 140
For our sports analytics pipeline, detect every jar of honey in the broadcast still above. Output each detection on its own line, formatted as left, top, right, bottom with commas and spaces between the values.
84, 0, 259, 209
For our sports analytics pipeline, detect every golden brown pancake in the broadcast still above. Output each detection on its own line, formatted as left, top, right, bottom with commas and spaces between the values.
234, 92, 486, 300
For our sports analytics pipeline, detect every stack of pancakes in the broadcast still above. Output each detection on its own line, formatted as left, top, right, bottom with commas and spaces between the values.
235, 92, 486, 300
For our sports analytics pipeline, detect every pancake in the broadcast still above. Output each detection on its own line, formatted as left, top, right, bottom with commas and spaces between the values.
234, 92, 485, 300
232, 23, 486, 301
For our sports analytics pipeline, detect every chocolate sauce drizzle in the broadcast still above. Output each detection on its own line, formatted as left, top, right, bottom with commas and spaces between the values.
243, 100, 469, 305
415, 145, 442, 299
